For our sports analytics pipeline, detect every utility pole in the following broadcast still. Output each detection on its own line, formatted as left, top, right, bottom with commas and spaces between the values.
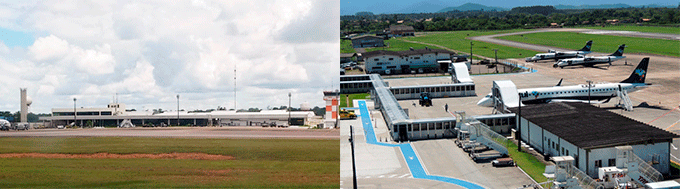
517, 93, 521, 152
288, 92, 292, 126
493, 49, 499, 73
73, 98, 77, 128
350, 125, 357, 189
470, 41, 473, 65
177, 94, 180, 126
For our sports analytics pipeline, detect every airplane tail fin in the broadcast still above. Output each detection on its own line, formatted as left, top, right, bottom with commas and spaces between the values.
620, 57, 649, 83
609, 44, 626, 56
578, 40, 593, 52
556, 78, 563, 86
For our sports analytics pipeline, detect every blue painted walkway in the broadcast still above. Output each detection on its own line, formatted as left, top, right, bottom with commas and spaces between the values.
356, 100, 485, 189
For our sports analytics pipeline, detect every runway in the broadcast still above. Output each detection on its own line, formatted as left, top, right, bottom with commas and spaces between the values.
0, 127, 340, 139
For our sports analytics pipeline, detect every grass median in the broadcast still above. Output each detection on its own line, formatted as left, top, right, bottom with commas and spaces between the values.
574, 25, 680, 35
498, 32, 679, 57
404, 30, 541, 59
505, 140, 547, 183
0, 137, 339, 188
340, 93, 370, 108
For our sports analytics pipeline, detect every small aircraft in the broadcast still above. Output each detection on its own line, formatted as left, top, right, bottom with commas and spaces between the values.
553, 44, 626, 68
478, 57, 650, 106
525, 40, 592, 62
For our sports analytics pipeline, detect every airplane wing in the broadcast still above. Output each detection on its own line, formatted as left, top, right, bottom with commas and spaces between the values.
547, 99, 610, 104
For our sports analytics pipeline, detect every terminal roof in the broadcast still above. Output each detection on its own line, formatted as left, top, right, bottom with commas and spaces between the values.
509, 102, 678, 149
362, 49, 455, 59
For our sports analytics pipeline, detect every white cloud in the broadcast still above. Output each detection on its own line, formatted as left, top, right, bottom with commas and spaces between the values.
29, 35, 116, 75
0, 0, 339, 113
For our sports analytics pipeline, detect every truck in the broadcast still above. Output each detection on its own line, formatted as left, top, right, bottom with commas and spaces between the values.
339, 109, 357, 119
419, 92, 432, 107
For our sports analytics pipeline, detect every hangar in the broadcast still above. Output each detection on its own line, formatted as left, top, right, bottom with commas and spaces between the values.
510, 102, 678, 178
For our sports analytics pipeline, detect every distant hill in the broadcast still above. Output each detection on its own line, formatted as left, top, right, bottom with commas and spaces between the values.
438, 3, 507, 12
393, 0, 449, 14
554, 3, 675, 9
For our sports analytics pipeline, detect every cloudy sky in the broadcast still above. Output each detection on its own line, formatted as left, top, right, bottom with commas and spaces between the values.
0, 1, 339, 113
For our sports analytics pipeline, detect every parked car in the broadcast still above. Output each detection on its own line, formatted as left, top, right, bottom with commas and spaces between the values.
491, 158, 514, 167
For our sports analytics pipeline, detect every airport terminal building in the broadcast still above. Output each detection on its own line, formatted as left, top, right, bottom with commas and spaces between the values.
40, 103, 315, 127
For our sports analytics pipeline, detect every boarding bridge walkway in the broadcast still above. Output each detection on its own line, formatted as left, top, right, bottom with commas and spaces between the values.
450, 63, 472, 83
491, 80, 522, 114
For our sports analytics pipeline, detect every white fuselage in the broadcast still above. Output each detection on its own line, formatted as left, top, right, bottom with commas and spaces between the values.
554, 55, 625, 68
477, 82, 646, 107
526, 51, 590, 62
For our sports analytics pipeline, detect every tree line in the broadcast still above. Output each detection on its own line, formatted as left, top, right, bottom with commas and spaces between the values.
0, 111, 51, 123
341, 6, 680, 34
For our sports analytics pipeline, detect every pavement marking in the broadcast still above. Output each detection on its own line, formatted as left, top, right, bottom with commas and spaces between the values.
672, 154, 680, 162
666, 118, 680, 131
389, 174, 398, 178
672, 144, 677, 151
652, 106, 679, 126
378, 175, 385, 178
357, 100, 486, 189
399, 174, 411, 178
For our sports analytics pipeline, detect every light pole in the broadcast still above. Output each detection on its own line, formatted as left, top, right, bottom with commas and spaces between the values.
469, 41, 473, 65
493, 49, 499, 73
587, 80, 592, 104
176, 94, 180, 126
288, 92, 291, 126
350, 125, 357, 189
73, 98, 77, 128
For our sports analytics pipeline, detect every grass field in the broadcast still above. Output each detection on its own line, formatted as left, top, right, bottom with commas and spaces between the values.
0, 137, 339, 188
574, 25, 680, 35
340, 93, 370, 108
405, 30, 541, 60
505, 141, 547, 183
364, 38, 441, 52
341, 39, 356, 54
497, 32, 679, 57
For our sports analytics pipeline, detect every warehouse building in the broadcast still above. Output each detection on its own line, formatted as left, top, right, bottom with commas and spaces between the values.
40, 103, 315, 127
510, 102, 678, 178
363, 48, 455, 75
385, 25, 415, 37
351, 35, 384, 48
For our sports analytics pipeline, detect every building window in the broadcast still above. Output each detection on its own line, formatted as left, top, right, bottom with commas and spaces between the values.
561, 147, 564, 155
566, 149, 569, 156
374, 58, 379, 61
414, 57, 420, 59
608, 159, 616, 166
388, 58, 394, 60
595, 160, 602, 168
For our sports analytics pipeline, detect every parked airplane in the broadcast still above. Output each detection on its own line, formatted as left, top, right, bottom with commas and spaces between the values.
553, 44, 626, 68
477, 57, 650, 106
525, 40, 592, 62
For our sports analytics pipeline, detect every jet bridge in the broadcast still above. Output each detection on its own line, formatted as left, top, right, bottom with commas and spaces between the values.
450, 63, 473, 83
492, 80, 522, 114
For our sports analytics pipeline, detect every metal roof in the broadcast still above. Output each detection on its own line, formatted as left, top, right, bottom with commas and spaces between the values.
362, 48, 455, 59
509, 102, 678, 149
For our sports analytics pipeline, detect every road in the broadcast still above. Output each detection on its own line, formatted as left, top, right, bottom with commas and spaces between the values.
0, 127, 340, 139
